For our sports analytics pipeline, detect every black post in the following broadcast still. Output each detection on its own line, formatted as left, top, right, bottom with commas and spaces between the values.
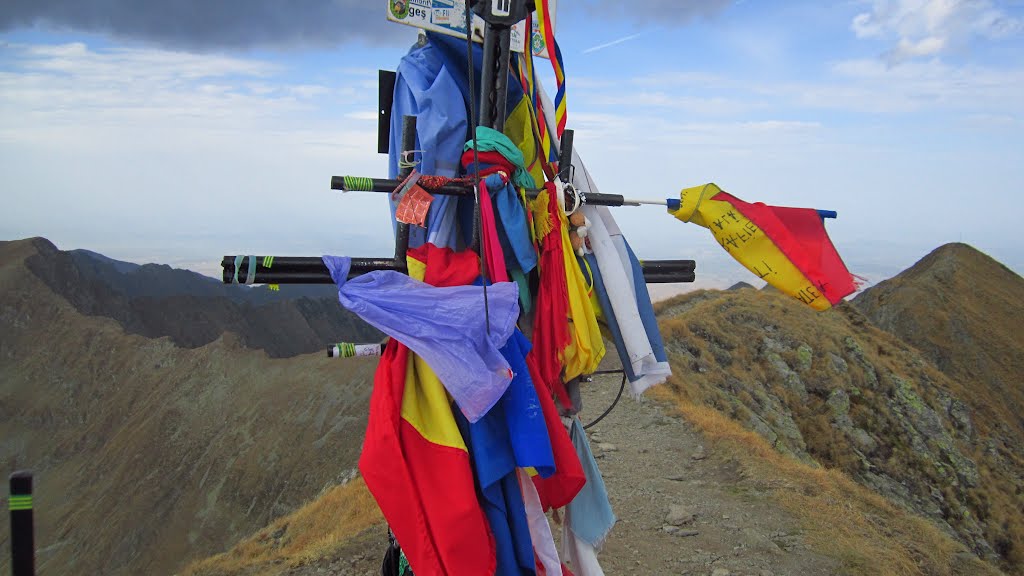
377, 70, 397, 155
9, 471, 34, 576
558, 129, 574, 183
479, 25, 512, 131
478, 23, 500, 130
394, 115, 416, 266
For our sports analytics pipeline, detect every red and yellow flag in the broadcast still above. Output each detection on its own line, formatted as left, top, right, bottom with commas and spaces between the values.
670, 183, 857, 310
359, 247, 497, 575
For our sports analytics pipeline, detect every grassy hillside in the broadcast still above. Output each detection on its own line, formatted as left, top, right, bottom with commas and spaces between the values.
654, 285, 1021, 572
0, 238, 378, 575
649, 391, 998, 576
182, 478, 384, 576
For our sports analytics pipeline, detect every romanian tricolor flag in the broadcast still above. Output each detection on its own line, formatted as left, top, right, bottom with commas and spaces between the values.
670, 183, 858, 310
535, 0, 567, 138
359, 246, 497, 575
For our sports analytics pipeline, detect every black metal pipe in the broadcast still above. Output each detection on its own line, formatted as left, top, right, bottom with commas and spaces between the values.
478, 23, 496, 128
377, 70, 396, 155
643, 272, 697, 284
640, 259, 696, 273
9, 470, 34, 576
493, 26, 511, 131
332, 176, 629, 208
332, 176, 471, 195
394, 116, 416, 265
222, 256, 695, 285
221, 257, 406, 284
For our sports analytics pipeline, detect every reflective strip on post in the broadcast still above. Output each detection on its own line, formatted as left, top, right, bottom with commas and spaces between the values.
8, 495, 32, 511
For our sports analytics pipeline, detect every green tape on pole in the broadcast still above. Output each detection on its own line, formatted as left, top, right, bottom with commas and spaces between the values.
9, 495, 32, 511
343, 176, 374, 192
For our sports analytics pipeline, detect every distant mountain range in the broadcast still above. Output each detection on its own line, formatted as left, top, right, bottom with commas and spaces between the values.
24, 238, 381, 357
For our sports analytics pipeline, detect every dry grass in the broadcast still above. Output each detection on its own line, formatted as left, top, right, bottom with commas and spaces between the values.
650, 388, 1000, 576
181, 478, 384, 576
653, 285, 1024, 573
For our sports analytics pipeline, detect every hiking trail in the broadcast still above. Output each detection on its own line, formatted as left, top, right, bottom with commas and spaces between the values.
286, 371, 840, 576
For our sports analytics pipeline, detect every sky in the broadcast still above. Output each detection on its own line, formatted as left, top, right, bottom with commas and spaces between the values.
1, 0, 1022, 292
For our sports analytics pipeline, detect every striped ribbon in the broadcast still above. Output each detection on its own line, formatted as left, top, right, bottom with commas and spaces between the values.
8, 495, 32, 511
518, 12, 557, 171
536, 0, 566, 137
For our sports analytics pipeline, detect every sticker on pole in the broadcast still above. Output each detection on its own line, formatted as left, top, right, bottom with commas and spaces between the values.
386, 0, 557, 58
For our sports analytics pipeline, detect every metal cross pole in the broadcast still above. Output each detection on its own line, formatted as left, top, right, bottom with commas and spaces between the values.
332, 175, 636, 207
9, 471, 34, 576
332, 177, 840, 220
221, 256, 695, 285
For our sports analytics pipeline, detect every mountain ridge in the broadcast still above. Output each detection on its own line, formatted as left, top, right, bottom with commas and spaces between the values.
15, 237, 382, 358
649, 242, 1024, 570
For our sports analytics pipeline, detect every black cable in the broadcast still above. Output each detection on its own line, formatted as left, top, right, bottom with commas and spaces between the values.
465, 0, 491, 335
583, 371, 626, 430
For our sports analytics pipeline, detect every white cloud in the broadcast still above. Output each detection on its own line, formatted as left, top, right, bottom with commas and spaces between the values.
851, 0, 1023, 63
579, 54, 1024, 118
0, 41, 393, 269
740, 56, 1024, 116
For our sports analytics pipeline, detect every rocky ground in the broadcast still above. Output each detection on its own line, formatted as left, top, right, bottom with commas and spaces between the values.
567, 373, 839, 576
283, 371, 841, 576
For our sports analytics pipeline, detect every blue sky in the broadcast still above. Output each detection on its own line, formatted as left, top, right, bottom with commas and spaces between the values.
1, 0, 1022, 293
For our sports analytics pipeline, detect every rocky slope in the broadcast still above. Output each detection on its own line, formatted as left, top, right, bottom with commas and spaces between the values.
655, 252, 1023, 571
853, 243, 1024, 566
0, 238, 378, 575
853, 243, 1024, 520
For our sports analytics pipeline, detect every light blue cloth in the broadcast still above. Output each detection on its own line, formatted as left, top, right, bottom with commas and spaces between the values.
567, 416, 616, 546
623, 241, 669, 365
581, 252, 639, 382
389, 39, 468, 250
391, 32, 532, 249
581, 242, 669, 385
323, 255, 519, 423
